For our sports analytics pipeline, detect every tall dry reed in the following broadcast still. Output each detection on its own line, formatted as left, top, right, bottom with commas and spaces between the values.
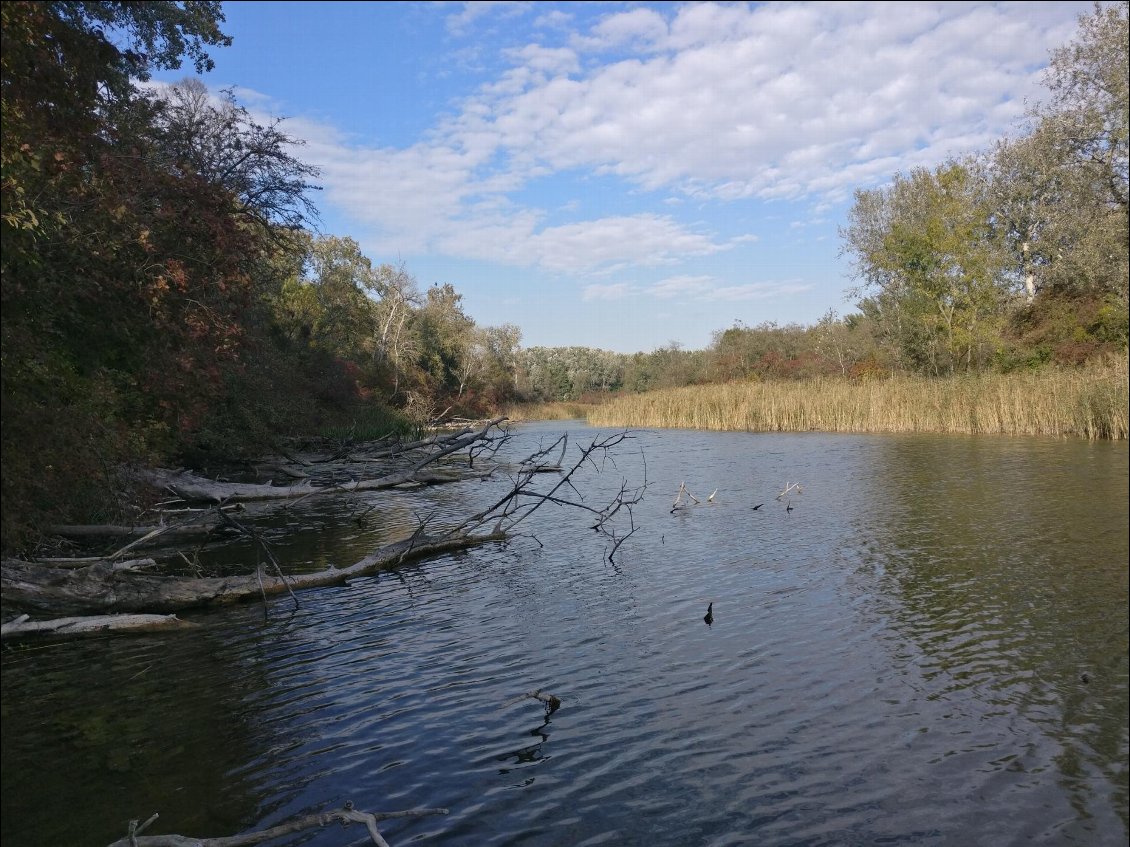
586, 358, 1128, 439
503, 401, 601, 422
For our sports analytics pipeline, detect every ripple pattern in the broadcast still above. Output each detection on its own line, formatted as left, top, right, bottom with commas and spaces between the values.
1, 425, 1127, 846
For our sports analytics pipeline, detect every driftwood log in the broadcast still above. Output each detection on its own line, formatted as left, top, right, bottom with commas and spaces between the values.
47, 524, 220, 540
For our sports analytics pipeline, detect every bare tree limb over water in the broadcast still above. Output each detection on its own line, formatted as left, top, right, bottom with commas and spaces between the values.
2, 425, 645, 627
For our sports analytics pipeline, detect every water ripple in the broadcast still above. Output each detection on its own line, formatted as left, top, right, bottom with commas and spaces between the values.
1, 427, 1127, 846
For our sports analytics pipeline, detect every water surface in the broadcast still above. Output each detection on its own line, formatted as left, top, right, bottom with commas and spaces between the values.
2, 423, 1127, 846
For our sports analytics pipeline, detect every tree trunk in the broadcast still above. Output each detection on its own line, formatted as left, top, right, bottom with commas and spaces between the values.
146, 417, 506, 503
1, 531, 504, 617
1, 613, 194, 639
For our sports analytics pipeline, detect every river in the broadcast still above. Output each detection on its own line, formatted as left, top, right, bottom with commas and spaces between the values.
2, 422, 1127, 846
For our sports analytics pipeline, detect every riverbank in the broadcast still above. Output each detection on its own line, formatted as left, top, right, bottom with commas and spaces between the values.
581, 359, 1128, 439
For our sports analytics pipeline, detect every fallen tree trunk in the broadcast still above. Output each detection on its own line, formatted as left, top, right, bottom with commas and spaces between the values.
47, 524, 221, 540
1, 530, 504, 616
3, 428, 643, 623
24, 557, 159, 570
1, 613, 194, 639
146, 417, 508, 504
147, 466, 491, 502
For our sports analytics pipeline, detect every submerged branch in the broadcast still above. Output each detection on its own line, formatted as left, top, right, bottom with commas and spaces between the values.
104, 803, 449, 847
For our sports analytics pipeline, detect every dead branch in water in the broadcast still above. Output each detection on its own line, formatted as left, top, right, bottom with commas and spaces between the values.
672, 481, 716, 513
214, 506, 300, 612
144, 418, 509, 505
104, 801, 448, 847
776, 481, 803, 500
0, 531, 505, 617
452, 431, 648, 563
3, 425, 645, 620
503, 688, 563, 715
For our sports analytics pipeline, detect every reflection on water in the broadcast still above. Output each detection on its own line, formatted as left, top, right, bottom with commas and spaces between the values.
844, 435, 1130, 844
0, 627, 268, 845
2, 423, 1127, 846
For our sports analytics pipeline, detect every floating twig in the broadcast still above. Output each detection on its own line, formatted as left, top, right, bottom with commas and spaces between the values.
776, 481, 803, 501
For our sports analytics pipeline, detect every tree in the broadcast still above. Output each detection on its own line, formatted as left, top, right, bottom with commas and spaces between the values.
153, 78, 320, 232
990, 3, 1128, 304
371, 262, 422, 397
0, 3, 337, 546
842, 162, 1007, 374
1041, 1, 1128, 220
415, 283, 476, 399
2, 2, 237, 546
477, 323, 523, 405
302, 235, 378, 359
813, 310, 881, 378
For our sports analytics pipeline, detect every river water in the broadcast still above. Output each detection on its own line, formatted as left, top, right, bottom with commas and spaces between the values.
2, 422, 1127, 846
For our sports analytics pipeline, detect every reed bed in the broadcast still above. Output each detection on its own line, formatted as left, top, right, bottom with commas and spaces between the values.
503, 401, 602, 422
586, 358, 1129, 440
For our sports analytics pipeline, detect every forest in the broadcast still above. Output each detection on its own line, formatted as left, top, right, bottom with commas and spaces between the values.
2, 1, 1127, 553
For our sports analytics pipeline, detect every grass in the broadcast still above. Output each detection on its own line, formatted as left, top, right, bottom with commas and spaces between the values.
586, 357, 1129, 440
319, 403, 419, 442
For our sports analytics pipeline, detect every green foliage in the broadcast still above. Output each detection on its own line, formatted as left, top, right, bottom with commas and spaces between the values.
517, 346, 626, 400
990, 2, 1128, 304
842, 163, 1007, 374
415, 283, 475, 395
52, 1, 232, 82
840, 4, 1127, 375
998, 289, 1130, 370
0, 2, 335, 548
318, 403, 418, 442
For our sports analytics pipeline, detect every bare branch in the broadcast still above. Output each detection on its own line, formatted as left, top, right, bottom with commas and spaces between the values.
105, 803, 448, 847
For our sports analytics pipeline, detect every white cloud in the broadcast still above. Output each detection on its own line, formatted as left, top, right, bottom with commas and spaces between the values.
583, 282, 637, 301
224, 2, 1090, 276
571, 7, 669, 52
503, 44, 580, 77
650, 275, 715, 299
707, 281, 814, 302
648, 275, 813, 302
452, 1, 1089, 201
535, 9, 573, 31
446, 1, 532, 36
439, 213, 729, 273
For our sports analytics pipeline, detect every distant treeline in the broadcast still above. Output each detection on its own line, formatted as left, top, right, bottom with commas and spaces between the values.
1, 2, 1126, 550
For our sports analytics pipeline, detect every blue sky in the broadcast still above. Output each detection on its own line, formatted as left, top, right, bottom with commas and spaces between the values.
151, 1, 1091, 353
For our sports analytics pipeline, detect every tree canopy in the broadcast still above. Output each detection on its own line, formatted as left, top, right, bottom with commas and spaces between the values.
841, 1, 1128, 373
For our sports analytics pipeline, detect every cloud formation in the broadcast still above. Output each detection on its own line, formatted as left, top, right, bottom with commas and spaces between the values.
583, 274, 813, 303
457, 2, 1079, 201
265, 2, 1087, 280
